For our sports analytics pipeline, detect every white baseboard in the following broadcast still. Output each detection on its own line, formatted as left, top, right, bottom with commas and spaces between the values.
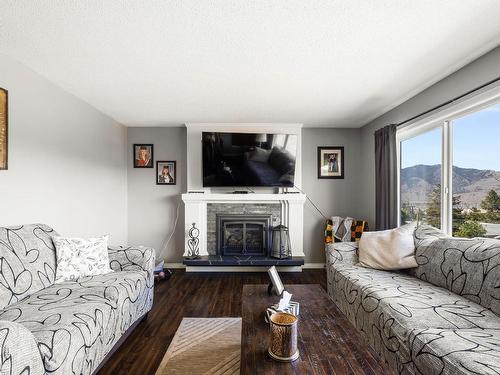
302, 263, 326, 269
167, 263, 186, 269
185, 265, 303, 272
166, 262, 325, 272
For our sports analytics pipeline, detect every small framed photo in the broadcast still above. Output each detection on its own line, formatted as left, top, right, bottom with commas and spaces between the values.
318, 146, 344, 179
133, 144, 154, 168
157, 160, 176, 185
267, 266, 284, 296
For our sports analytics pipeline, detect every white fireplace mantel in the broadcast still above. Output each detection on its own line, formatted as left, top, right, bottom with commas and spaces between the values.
182, 192, 306, 258
182, 193, 306, 203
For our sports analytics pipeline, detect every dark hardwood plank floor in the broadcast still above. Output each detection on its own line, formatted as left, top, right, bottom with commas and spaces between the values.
98, 269, 326, 375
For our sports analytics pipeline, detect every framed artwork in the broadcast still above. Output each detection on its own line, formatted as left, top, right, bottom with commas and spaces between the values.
156, 160, 176, 185
0, 88, 7, 170
133, 144, 153, 168
317, 146, 344, 179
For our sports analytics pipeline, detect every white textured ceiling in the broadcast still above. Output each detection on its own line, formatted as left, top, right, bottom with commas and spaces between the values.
1, 1, 500, 128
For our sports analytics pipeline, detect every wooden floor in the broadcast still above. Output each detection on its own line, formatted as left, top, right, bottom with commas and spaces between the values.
98, 269, 327, 375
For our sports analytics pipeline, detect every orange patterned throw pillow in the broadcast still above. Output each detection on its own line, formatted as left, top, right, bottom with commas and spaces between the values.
324, 219, 368, 244
324, 219, 334, 244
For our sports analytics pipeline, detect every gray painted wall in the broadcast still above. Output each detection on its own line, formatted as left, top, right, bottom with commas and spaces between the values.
127, 127, 187, 263
127, 126, 363, 264
302, 128, 363, 263
0, 56, 128, 244
359, 46, 500, 227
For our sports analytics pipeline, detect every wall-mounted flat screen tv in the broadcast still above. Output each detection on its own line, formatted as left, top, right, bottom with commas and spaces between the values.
202, 132, 297, 187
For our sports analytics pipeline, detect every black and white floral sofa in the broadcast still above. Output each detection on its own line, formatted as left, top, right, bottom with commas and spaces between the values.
326, 224, 500, 375
0, 224, 155, 375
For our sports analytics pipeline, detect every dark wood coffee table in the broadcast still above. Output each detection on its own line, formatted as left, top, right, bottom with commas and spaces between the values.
241, 284, 390, 374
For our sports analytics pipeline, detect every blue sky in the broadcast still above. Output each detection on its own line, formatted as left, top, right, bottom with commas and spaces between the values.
401, 103, 500, 171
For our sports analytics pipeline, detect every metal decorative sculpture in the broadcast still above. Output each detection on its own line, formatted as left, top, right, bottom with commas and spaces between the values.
186, 223, 200, 259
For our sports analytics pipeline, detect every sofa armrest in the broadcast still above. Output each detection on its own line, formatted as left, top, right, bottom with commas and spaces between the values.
326, 242, 359, 266
0, 320, 45, 375
108, 246, 156, 283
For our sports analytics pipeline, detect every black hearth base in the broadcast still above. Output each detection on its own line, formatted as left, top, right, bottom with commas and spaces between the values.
183, 255, 304, 267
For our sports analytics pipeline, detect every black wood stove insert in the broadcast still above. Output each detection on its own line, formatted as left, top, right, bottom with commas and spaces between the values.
216, 214, 272, 256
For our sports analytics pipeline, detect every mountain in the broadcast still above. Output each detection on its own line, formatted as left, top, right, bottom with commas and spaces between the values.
400, 164, 500, 209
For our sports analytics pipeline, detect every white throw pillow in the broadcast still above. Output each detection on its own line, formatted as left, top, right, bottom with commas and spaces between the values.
358, 224, 417, 270
53, 235, 113, 283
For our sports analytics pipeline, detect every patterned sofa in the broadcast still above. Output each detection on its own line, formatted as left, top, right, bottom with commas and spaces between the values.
0, 224, 155, 375
326, 224, 500, 375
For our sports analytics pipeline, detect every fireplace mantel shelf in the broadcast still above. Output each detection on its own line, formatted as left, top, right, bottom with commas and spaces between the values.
181, 192, 306, 203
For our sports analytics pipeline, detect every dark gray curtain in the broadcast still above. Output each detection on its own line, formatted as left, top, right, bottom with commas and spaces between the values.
375, 124, 398, 230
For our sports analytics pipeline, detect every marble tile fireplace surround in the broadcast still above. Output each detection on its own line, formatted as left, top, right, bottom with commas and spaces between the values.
181, 193, 306, 271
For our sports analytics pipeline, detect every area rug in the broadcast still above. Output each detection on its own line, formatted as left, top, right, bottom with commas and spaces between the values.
155, 317, 241, 375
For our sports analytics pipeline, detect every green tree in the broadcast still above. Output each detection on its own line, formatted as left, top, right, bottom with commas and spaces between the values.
480, 190, 500, 213
451, 194, 464, 235
466, 206, 486, 222
455, 220, 487, 238
426, 185, 464, 232
425, 185, 441, 228
401, 202, 416, 224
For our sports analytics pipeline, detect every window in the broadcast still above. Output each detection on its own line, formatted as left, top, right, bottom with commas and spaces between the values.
398, 98, 500, 239
451, 104, 500, 238
400, 128, 442, 228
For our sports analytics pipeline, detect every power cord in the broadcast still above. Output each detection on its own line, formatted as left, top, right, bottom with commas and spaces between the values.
292, 185, 328, 220
157, 199, 181, 273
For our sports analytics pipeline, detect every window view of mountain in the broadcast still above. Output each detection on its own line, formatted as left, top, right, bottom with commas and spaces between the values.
401, 164, 500, 238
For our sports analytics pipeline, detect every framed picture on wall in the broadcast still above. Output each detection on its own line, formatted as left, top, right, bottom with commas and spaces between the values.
0, 88, 8, 170
133, 144, 153, 168
156, 160, 176, 185
317, 146, 344, 179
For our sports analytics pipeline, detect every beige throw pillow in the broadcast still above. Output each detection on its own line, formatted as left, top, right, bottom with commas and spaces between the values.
358, 224, 417, 270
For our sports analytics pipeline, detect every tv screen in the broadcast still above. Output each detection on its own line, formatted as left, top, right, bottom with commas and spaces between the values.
202, 132, 297, 187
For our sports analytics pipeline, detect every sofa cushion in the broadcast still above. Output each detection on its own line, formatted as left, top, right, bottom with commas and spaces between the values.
413, 224, 449, 248
410, 328, 500, 375
332, 264, 500, 333
0, 224, 58, 310
0, 270, 153, 375
413, 225, 500, 316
